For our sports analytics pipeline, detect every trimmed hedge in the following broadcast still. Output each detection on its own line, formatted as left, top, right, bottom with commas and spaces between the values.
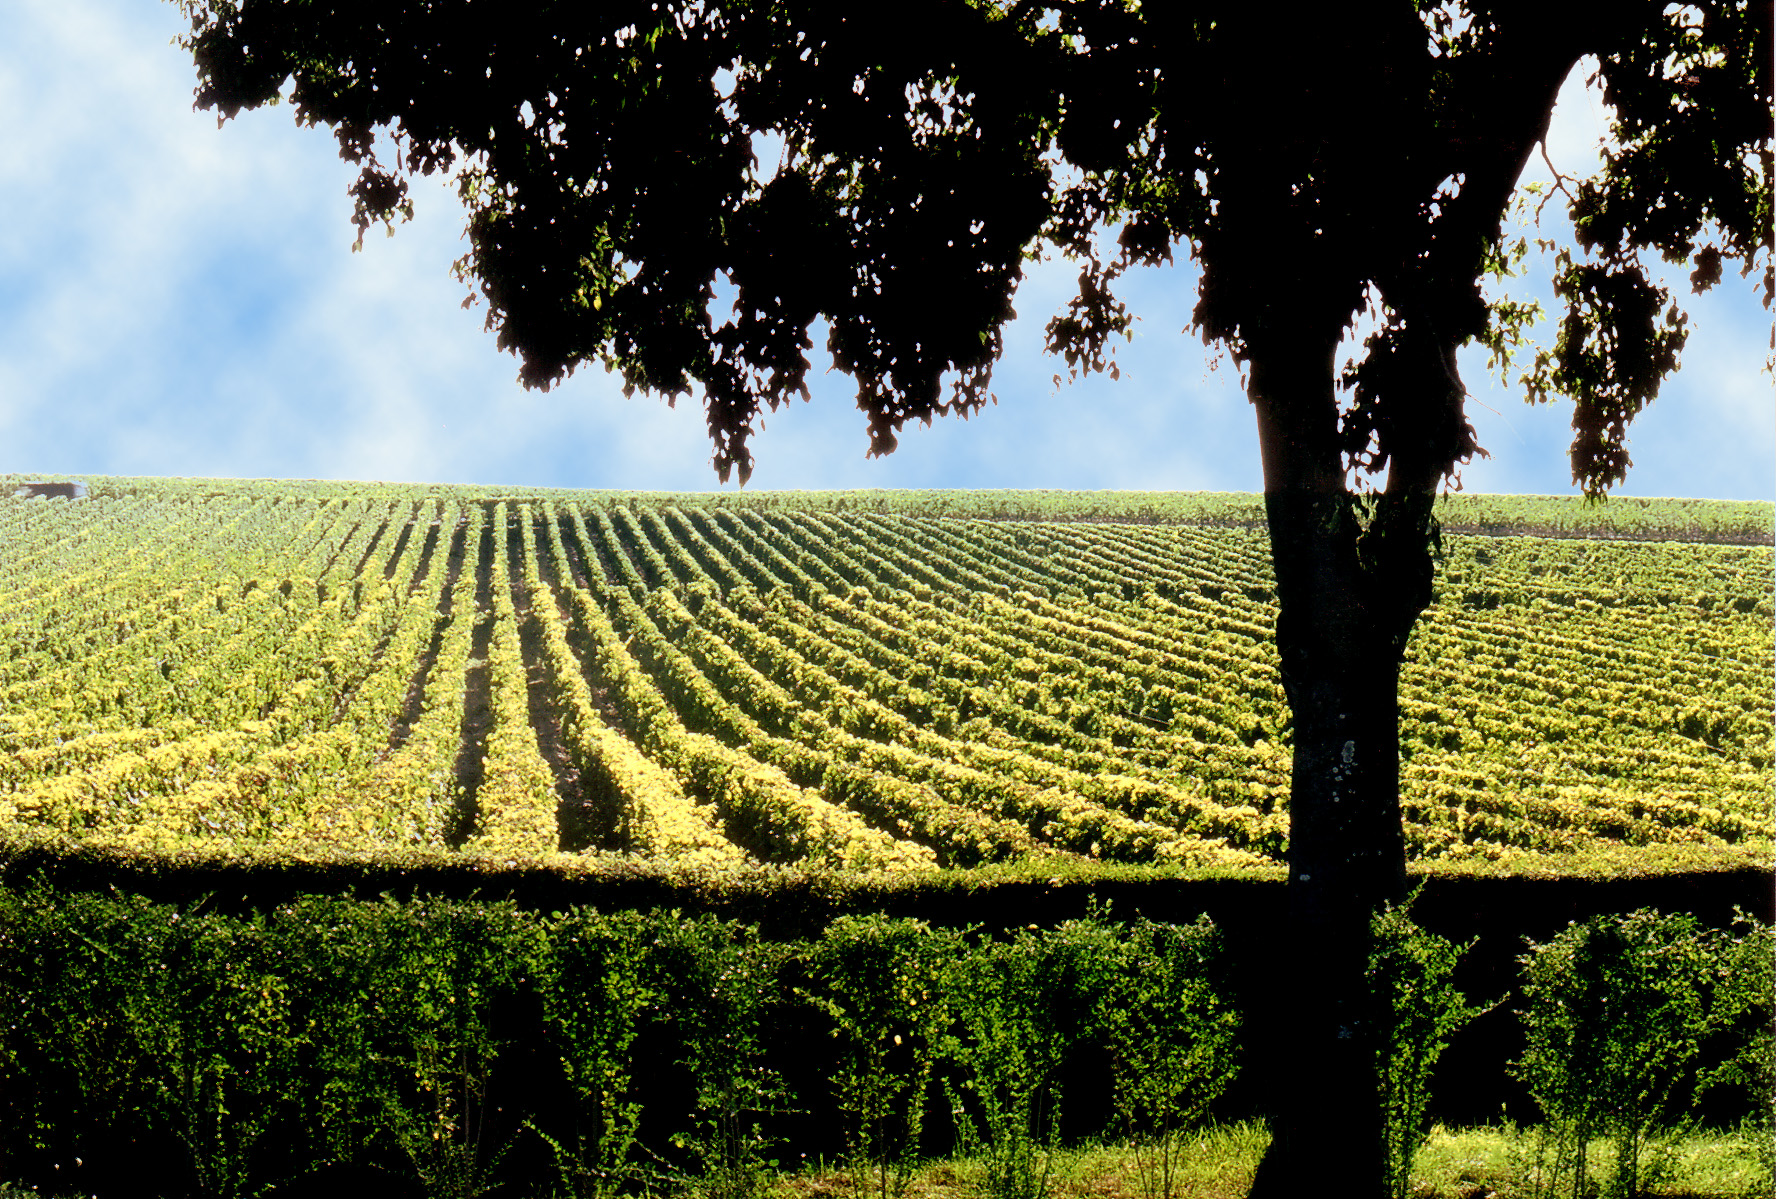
0, 869, 1768, 1197
0, 891, 1241, 1199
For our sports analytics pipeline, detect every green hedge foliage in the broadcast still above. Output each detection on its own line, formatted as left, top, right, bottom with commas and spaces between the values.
0, 892, 1242, 1199
1511, 909, 1775, 1199
1, 889, 1765, 1199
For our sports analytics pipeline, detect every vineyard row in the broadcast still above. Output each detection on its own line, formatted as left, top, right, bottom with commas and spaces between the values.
1, 490, 1768, 872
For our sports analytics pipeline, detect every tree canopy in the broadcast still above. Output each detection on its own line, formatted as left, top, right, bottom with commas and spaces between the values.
179, 0, 1770, 488
175, 3, 1771, 1194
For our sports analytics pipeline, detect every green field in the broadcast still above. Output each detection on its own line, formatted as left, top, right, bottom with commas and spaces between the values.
1, 476, 1769, 877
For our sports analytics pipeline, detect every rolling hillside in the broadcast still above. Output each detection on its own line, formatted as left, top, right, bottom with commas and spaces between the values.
1, 476, 1769, 876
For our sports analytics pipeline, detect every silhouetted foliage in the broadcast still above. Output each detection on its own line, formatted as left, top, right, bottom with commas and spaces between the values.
174, 3, 1771, 1193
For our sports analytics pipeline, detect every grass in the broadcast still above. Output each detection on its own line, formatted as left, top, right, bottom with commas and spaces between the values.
779, 1122, 1771, 1199
1411, 1122, 1775, 1199
776, 1124, 1266, 1199
2, 1122, 1766, 1198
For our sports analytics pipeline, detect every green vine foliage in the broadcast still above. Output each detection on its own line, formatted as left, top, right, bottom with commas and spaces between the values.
1367, 901, 1487, 1199
0, 886, 1762, 1199
532, 909, 658, 1199
649, 916, 791, 1199
0, 484, 1768, 875
348, 901, 545, 1199
119, 906, 304, 1199
1102, 915, 1241, 1199
0, 889, 154, 1181
802, 915, 964, 1199
943, 918, 1124, 1199
1511, 909, 1763, 1199
1695, 911, 1776, 1199
271, 895, 440, 1176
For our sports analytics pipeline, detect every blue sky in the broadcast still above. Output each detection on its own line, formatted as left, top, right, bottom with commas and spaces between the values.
3, 1, 1770, 498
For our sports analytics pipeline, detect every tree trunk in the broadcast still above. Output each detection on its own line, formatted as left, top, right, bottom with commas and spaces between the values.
1241, 324, 1423, 1199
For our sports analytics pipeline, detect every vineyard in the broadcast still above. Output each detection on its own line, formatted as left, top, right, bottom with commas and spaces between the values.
1, 476, 1769, 876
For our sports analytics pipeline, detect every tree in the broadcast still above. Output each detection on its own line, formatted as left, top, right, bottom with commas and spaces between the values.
175, 1, 1771, 1193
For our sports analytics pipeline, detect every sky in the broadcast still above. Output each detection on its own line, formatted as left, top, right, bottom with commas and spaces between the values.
3, 1, 1770, 499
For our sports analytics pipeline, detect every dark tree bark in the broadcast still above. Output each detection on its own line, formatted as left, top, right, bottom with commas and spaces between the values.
1240, 321, 1428, 1197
